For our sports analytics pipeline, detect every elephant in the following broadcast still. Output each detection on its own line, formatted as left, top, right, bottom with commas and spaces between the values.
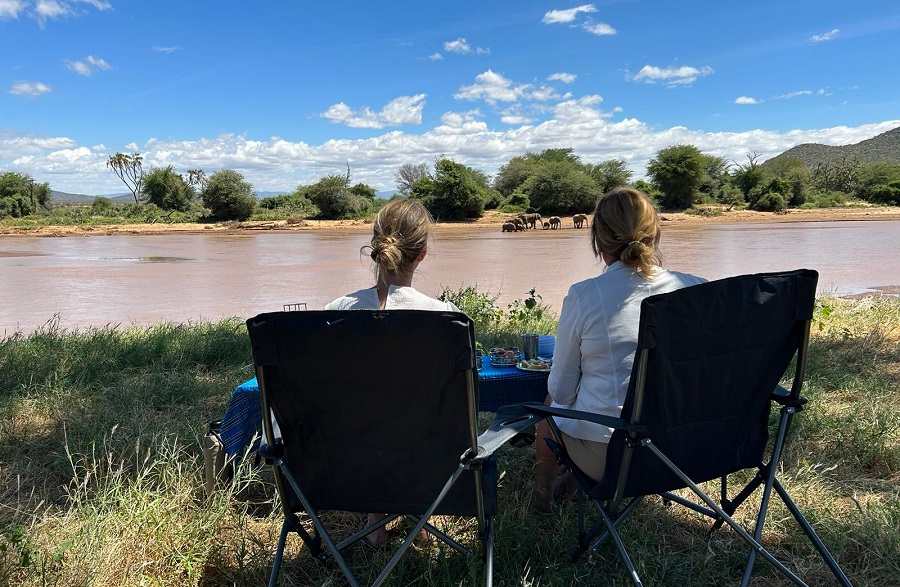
501, 221, 517, 232
542, 221, 550, 229
573, 213, 589, 228
509, 217, 526, 231
522, 213, 542, 230
548, 216, 561, 229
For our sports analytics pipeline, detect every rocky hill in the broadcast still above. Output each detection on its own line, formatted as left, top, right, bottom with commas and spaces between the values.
766, 126, 900, 168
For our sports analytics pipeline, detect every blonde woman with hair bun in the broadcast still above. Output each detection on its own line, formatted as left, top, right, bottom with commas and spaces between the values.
324, 197, 458, 546
325, 198, 460, 312
532, 187, 706, 512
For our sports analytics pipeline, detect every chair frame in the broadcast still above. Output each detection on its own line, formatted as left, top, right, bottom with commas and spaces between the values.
248, 310, 496, 587
483, 270, 852, 587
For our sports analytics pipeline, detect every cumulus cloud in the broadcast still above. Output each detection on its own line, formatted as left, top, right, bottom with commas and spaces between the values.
153, 45, 182, 54
443, 37, 489, 56
629, 65, 714, 87
735, 96, 763, 105
542, 4, 596, 24
65, 54, 111, 76
321, 94, 427, 129
455, 69, 531, 105
7, 118, 900, 194
811, 28, 840, 42
583, 21, 616, 35
428, 52, 443, 61
0, 0, 26, 19
9, 81, 51, 96
548, 72, 576, 84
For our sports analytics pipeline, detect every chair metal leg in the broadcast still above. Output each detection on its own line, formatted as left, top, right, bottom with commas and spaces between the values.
268, 518, 292, 587
484, 516, 494, 587
773, 479, 853, 587
595, 497, 644, 587
643, 439, 809, 587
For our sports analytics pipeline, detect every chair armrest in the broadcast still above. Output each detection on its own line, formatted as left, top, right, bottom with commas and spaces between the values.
516, 402, 649, 435
467, 404, 548, 463
770, 385, 808, 408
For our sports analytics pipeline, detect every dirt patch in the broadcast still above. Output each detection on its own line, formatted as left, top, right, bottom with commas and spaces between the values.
1, 206, 898, 238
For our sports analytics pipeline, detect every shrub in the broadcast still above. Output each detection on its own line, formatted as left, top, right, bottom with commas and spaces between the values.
201, 170, 257, 221
751, 192, 787, 212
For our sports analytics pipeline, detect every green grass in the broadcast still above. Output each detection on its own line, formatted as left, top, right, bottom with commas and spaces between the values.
0, 294, 897, 586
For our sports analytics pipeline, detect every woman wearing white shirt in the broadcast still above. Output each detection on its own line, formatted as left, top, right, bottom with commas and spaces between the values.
325, 197, 457, 545
533, 188, 706, 512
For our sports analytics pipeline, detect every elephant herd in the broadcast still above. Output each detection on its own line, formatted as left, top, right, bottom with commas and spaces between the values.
501, 213, 591, 232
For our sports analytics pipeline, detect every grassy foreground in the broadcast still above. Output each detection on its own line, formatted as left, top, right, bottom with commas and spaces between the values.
0, 295, 897, 586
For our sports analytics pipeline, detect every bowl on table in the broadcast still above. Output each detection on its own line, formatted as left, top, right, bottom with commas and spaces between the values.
489, 347, 520, 366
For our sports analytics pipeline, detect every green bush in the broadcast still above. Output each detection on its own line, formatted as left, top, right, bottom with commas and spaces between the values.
751, 191, 787, 212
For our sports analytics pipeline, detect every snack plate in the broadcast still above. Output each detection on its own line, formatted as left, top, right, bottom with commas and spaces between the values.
490, 359, 519, 367
516, 362, 552, 373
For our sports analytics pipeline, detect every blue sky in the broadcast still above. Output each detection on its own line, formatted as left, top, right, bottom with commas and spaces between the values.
2, 0, 899, 195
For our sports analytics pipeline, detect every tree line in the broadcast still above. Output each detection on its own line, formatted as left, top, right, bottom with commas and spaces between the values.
2, 145, 899, 221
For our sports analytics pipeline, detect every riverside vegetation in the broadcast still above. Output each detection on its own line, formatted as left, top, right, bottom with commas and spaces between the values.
0, 289, 898, 586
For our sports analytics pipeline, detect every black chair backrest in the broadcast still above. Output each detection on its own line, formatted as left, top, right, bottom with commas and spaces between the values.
596, 269, 818, 499
246, 310, 489, 516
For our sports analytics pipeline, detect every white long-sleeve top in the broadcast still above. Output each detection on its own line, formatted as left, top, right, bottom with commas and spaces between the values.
548, 261, 706, 443
324, 284, 460, 312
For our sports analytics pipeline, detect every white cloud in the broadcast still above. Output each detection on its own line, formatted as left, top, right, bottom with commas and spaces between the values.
811, 28, 840, 42
6, 118, 900, 195
444, 38, 471, 54
0, 0, 26, 19
548, 72, 576, 84
612, 106, 623, 113
65, 54, 111, 76
9, 81, 51, 96
542, 4, 596, 24
153, 45, 183, 54
321, 94, 427, 129
455, 69, 531, 105
817, 88, 833, 96
735, 96, 763, 105
428, 52, 443, 61
443, 37, 489, 56
629, 65, 714, 87
28, 0, 109, 24
774, 90, 812, 100
583, 21, 616, 36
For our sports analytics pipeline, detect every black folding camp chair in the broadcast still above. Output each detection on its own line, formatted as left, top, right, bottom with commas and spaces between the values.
246, 310, 497, 587
480, 269, 852, 586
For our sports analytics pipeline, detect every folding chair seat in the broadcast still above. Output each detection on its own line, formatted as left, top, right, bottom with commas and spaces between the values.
480, 269, 853, 586
246, 309, 498, 587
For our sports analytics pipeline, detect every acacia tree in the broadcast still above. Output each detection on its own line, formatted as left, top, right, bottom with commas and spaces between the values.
0, 171, 51, 218
201, 170, 256, 220
646, 144, 705, 209
106, 153, 145, 204
395, 162, 430, 195
187, 169, 207, 188
587, 159, 633, 193
142, 166, 195, 211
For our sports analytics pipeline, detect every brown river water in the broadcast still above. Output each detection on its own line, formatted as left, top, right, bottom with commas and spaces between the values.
2, 220, 898, 336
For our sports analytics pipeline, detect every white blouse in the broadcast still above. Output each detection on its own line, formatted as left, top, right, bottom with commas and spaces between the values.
548, 261, 706, 443
325, 284, 460, 312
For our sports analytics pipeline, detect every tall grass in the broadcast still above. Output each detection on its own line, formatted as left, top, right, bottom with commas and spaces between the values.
0, 294, 897, 586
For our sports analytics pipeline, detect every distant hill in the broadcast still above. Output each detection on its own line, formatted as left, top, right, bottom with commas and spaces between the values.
51, 190, 100, 204
766, 126, 900, 168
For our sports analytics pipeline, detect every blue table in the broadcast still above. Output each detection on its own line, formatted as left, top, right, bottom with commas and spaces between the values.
220, 356, 549, 459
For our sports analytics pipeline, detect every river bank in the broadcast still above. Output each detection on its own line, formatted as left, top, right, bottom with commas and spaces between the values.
2, 205, 899, 237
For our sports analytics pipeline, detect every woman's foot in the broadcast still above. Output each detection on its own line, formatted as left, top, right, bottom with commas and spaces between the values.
529, 481, 554, 513
364, 527, 387, 548
552, 471, 578, 503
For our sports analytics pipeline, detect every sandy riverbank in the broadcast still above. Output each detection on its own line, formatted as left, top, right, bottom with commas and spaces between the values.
1, 205, 899, 237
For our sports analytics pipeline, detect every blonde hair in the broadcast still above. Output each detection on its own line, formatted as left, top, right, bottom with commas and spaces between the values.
590, 187, 661, 278
363, 198, 432, 281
